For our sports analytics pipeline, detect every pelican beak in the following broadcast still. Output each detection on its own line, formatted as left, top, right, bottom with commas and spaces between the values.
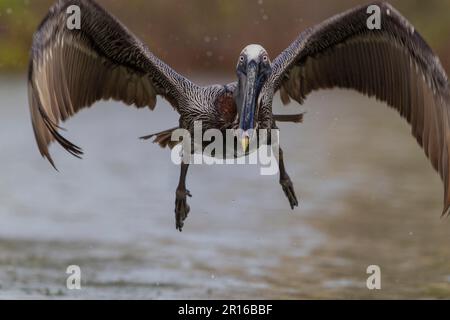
241, 131, 250, 152
239, 60, 258, 138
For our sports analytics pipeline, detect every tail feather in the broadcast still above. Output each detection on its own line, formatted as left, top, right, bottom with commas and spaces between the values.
273, 113, 305, 123
140, 127, 179, 149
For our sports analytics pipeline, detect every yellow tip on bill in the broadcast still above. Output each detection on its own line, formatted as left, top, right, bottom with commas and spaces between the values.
241, 137, 250, 152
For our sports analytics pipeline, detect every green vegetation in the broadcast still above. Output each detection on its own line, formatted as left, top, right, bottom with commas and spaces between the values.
0, 0, 449, 73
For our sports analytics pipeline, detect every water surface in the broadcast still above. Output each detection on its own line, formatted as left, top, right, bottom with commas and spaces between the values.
0, 76, 449, 299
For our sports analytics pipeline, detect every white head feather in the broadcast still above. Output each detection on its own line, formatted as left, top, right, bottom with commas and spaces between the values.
241, 44, 267, 61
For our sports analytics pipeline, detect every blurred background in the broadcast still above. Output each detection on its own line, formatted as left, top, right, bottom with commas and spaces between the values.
1, 0, 450, 74
1, 0, 450, 299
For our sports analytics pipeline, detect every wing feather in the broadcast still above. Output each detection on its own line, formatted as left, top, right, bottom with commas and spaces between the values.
271, 2, 450, 214
28, 0, 194, 166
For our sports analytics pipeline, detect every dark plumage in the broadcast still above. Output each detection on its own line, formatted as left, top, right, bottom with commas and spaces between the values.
28, 0, 450, 231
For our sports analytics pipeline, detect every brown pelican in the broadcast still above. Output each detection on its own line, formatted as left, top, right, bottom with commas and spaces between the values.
29, 0, 450, 231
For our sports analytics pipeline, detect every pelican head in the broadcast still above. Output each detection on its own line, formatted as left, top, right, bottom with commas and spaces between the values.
235, 44, 272, 152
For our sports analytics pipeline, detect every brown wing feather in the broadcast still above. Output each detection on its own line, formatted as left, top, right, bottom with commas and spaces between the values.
28, 0, 192, 167
272, 2, 450, 214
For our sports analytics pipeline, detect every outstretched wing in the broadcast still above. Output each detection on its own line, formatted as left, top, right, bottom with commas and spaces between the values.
28, 0, 194, 167
271, 2, 450, 214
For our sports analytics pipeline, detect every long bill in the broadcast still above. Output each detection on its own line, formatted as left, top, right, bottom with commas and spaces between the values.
239, 61, 258, 152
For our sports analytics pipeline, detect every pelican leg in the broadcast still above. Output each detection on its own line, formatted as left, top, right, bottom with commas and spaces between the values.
277, 147, 299, 210
175, 162, 192, 231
